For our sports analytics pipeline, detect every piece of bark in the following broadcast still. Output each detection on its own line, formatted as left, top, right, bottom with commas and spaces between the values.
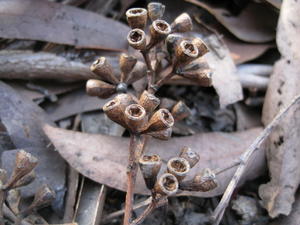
204, 35, 243, 108
185, 0, 277, 43
259, 0, 300, 218
270, 191, 300, 225
75, 180, 106, 225
0, 51, 96, 82
0, 0, 129, 50
0, 81, 66, 198
44, 125, 265, 197
44, 89, 109, 122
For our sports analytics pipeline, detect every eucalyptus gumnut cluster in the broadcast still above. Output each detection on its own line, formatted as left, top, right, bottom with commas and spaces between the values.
139, 147, 217, 197
0, 150, 55, 222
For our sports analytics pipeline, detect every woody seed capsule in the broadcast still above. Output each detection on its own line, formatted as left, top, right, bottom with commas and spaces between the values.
127, 29, 147, 51
126, 61, 147, 85
147, 127, 172, 140
192, 38, 209, 57
139, 154, 162, 190
175, 40, 199, 66
86, 79, 116, 98
179, 168, 217, 192
171, 101, 191, 121
11, 170, 35, 189
180, 60, 212, 87
90, 57, 119, 84
171, 13, 193, 33
4, 150, 38, 190
126, 8, 148, 29
103, 94, 134, 128
124, 104, 147, 133
142, 108, 174, 133
165, 34, 182, 57
148, 20, 171, 49
139, 90, 160, 114
119, 53, 137, 82
154, 173, 178, 196
167, 157, 190, 181
26, 185, 56, 212
179, 146, 200, 168
147, 2, 165, 21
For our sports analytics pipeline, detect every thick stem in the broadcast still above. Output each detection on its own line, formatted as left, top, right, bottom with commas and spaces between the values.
123, 134, 144, 225
141, 50, 155, 93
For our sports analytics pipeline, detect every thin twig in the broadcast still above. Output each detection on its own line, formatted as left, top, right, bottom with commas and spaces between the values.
211, 94, 300, 225
130, 197, 168, 225
102, 197, 152, 223
214, 160, 241, 175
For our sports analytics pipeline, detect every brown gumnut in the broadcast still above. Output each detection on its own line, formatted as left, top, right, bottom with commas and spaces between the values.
119, 53, 137, 82
86, 79, 116, 98
147, 127, 172, 140
192, 38, 209, 57
171, 13, 193, 33
90, 57, 119, 84
171, 101, 191, 121
154, 173, 178, 196
175, 40, 199, 66
124, 104, 147, 133
126, 8, 148, 29
147, 2, 165, 21
139, 154, 162, 190
179, 168, 217, 192
4, 150, 38, 190
127, 29, 147, 51
103, 94, 134, 128
167, 157, 190, 181
139, 90, 160, 114
148, 20, 171, 49
179, 146, 200, 168
142, 109, 174, 133
26, 185, 56, 213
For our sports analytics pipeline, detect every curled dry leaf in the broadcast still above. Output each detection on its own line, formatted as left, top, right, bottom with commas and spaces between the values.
259, 0, 300, 218
0, 0, 129, 50
44, 125, 265, 197
186, 0, 277, 43
203, 34, 243, 108
0, 81, 65, 198
223, 37, 273, 64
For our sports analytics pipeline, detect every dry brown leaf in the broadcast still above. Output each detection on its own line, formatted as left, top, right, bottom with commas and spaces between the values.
223, 37, 273, 64
44, 125, 265, 197
259, 0, 300, 218
0, 81, 66, 197
0, 0, 129, 50
44, 89, 109, 121
186, 0, 277, 43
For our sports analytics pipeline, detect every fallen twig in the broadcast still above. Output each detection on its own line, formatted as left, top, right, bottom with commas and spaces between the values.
211, 94, 300, 225
0, 51, 96, 82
